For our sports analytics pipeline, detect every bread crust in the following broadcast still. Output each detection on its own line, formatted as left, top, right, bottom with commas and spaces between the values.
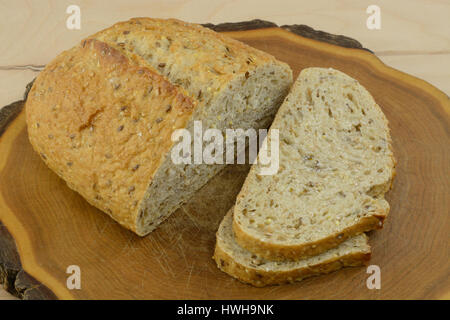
232, 209, 384, 261
232, 67, 396, 261
26, 38, 195, 233
213, 235, 371, 287
90, 17, 280, 99
232, 159, 393, 261
26, 18, 292, 235
232, 141, 395, 261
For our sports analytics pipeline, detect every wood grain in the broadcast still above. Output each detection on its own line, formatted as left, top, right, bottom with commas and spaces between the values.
379, 53, 450, 94
2, 0, 449, 95
0, 23, 449, 299
0, 219, 56, 299
1, 0, 449, 65
1, 0, 449, 95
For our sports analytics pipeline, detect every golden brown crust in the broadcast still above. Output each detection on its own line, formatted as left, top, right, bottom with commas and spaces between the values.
232, 211, 384, 261
232, 170, 392, 260
213, 239, 371, 287
91, 17, 277, 80
26, 18, 292, 235
231, 67, 396, 261
26, 38, 195, 233
89, 17, 286, 108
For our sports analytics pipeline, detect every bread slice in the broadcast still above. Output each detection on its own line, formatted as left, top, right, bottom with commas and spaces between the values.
233, 67, 395, 260
214, 209, 371, 287
26, 18, 293, 236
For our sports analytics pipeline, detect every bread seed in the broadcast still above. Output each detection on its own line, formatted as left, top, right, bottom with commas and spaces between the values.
294, 218, 303, 228
117, 125, 124, 132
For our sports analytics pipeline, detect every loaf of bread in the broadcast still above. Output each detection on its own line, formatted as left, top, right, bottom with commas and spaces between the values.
233, 67, 395, 260
214, 209, 371, 287
26, 18, 293, 236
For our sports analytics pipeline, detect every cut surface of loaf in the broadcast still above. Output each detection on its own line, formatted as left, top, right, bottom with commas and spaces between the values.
26, 18, 293, 236
214, 209, 371, 287
233, 67, 395, 260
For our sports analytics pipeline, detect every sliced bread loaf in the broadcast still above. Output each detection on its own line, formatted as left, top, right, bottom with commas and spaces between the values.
26, 18, 293, 236
233, 67, 395, 260
214, 209, 371, 287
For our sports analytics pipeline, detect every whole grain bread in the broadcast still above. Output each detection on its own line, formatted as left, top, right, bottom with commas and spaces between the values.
214, 209, 371, 287
233, 67, 395, 260
26, 18, 293, 236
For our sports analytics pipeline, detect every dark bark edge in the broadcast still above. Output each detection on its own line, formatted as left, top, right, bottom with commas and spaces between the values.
0, 221, 57, 299
0, 79, 56, 299
202, 19, 372, 53
0, 79, 34, 137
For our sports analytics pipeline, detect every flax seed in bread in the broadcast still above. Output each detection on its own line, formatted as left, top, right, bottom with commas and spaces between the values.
214, 209, 371, 287
232, 67, 395, 260
26, 18, 293, 236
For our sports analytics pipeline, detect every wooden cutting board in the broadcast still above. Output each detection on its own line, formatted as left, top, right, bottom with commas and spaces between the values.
0, 20, 449, 300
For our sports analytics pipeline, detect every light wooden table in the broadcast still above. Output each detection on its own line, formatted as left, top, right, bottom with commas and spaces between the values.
1, 0, 449, 300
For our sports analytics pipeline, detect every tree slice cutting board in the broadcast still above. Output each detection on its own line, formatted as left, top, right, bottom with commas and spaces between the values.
0, 20, 449, 300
